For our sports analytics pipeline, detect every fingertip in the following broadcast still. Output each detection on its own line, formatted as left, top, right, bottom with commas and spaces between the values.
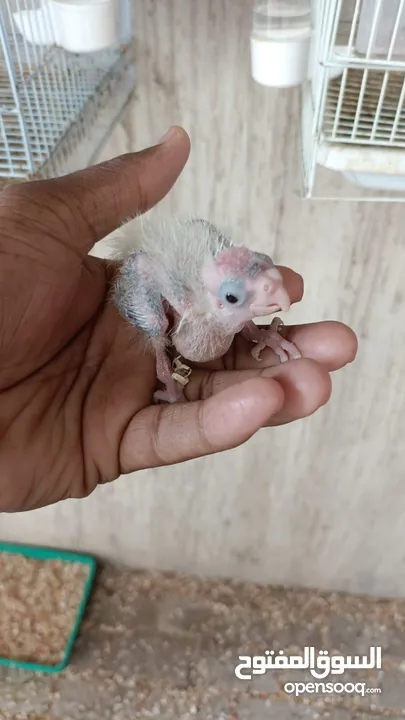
204, 377, 285, 447
339, 322, 358, 365
277, 266, 304, 304
157, 125, 191, 153
321, 321, 358, 369
262, 357, 332, 422
286, 321, 359, 371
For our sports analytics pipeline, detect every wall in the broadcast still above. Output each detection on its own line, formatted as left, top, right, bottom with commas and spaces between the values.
2, 0, 405, 598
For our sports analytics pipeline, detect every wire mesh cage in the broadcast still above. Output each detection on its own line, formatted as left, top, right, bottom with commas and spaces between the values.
301, 0, 405, 201
0, 0, 135, 184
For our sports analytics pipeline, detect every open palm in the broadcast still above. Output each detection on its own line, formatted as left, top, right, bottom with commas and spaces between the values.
0, 127, 357, 512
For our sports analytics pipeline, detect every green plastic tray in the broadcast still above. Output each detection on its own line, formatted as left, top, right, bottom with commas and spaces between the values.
0, 541, 96, 673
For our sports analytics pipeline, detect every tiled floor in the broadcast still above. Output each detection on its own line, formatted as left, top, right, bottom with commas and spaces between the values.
1, 564, 405, 719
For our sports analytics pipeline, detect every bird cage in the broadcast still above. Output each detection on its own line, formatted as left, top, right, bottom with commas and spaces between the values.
250, 0, 405, 201
0, 0, 135, 186
302, 0, 405, 201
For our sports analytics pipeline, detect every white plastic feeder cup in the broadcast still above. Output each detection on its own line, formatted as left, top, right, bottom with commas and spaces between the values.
251, 0, 312, 88
50, 0, 119, 53
251, 28, 311, 87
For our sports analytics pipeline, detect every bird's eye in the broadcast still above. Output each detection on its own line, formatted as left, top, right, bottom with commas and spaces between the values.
218, 279, 247, 306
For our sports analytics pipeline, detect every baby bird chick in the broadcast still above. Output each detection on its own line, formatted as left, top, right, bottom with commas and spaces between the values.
112, 215, 301, 403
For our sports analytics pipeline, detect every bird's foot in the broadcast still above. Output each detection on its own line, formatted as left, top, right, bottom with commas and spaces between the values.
251, 317, 301, 363
153, 357, 191, 404
153, 348, 189, 404
153, 384, 186, 404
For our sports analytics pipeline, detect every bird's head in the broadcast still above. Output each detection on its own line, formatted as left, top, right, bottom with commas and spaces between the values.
201, 247, 291, 325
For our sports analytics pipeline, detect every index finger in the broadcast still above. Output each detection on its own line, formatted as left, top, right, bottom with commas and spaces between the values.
277, 266, 304, 304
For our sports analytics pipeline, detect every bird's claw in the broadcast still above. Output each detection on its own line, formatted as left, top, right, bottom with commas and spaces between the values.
153, 386, 186, 404
251, 317, 301, 363
153, 356, 191, 404
251, 341, 267, 362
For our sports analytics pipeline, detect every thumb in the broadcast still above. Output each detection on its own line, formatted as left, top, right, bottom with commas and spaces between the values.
119, 378, 285, 472
2, 126, 190, 254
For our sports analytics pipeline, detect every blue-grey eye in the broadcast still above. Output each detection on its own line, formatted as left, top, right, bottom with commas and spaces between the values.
218, 279, 247, 306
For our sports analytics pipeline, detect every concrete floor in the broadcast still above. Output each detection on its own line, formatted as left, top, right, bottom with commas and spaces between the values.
1, 564, 405, 719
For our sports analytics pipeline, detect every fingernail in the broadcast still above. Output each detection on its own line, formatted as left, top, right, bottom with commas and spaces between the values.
158, 127, 176, 144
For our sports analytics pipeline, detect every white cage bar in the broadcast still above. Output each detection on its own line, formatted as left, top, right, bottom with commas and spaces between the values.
0, 0, 135, 182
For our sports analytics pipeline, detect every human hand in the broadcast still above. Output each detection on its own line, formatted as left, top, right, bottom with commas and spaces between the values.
0, 127, 357, 512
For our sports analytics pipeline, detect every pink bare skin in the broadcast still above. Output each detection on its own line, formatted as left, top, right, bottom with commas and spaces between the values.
0, 126, 358, 512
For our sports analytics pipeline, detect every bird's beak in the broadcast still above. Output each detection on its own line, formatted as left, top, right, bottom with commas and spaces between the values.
273, 285, 291, 312
250, 285, 291, 317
